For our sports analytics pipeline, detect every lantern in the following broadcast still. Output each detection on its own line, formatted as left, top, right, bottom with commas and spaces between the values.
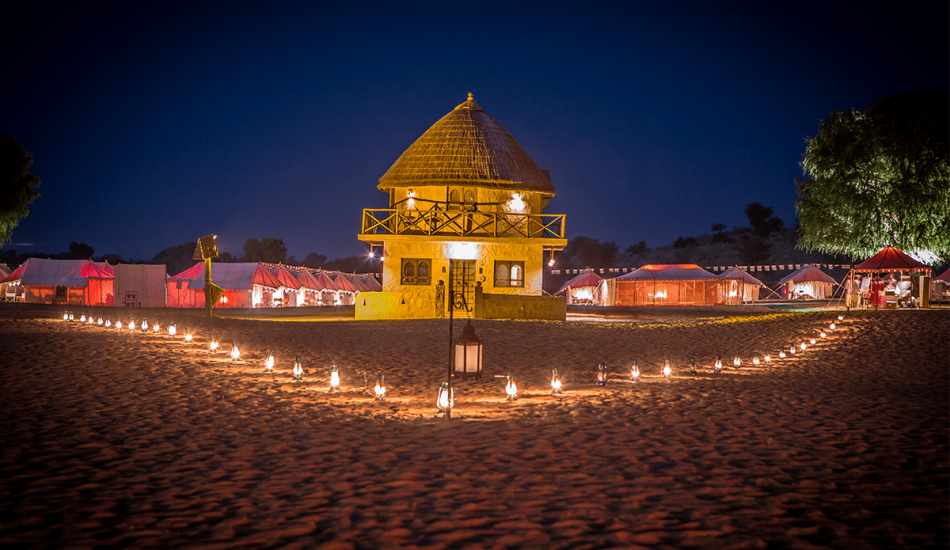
663, 359, 672, 378
799, 341, 807, 352
689, 357, 697, 376
185, 331, 193, 343
631, 360, 640, 382
752, 354, 760, 366
63, 312, 69, 321
820, 331, 826, 339
230, 342, 241, 362
88, 315, 95, 325
105, 318, 112, 328
829, 322, 836, 331
837, 314, 844, 321
210, 334, 219, 353
551, 368, 563, 394
374, 373, 386, 401
293, 356, 303, 380
505, 374, 518, 401
152, 321, 161, 333
789, 344, 796, 355
97, 316, 104, 326
596, 362, 607, 386
779, 350, 787, 359
80, 313, 87, 323
329, 364, 340, 391
69, 312, 75, 322
809, 337, 816, 345
141, 318, 148, 332
264, 351, 275, 373
437, 382, 453, 413
714, 354, 722, 374
168, 322, 177, 337
453, 321, 483, 380
115, 319, 123, 330
732, 354, 741, 369
764, 353, 771, 363
128, 318, 136, 332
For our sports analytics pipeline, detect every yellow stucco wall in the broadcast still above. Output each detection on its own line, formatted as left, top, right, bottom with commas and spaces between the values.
474, 287, 567, 321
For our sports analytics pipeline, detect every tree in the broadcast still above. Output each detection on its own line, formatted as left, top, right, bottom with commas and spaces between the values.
242, 237, 288, 264
625, 240, 648, 256
0, 136, 42, 246
796, 90, 950, 260
736, 235, 771, 265
744, 203, 784, 237
711, 223, 726, 234
151, 241, 198, 275
61, 241, 95, 259
672, 236, 697, 249
303, 252, 327, 268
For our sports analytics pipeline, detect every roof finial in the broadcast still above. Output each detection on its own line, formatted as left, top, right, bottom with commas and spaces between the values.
467, 92, 473, 101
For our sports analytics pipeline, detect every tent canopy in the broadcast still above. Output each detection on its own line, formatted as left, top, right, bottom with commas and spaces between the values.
1, 258, 114, 287
359, 275, 382, 291
313, 271, 340, 291
617, 264, 718, 281
936, 269, 950, 282
296, 269, 324, 290
778, 265, 836, 286
556, 268, 602, 295
854, 246, 930, 272
333, 274, 360, 293
719, 266, 764, 286
169, 262, 282, 290
270, 266, 302, 290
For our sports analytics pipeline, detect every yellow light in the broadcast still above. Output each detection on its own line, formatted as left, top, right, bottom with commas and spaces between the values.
230, 343, 240, 361
663, 359, 672, 378
505, 375, 518, 401
507, 193, 526, 213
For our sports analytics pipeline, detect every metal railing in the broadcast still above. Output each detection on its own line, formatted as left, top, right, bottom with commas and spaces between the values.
361, 209, 566, 239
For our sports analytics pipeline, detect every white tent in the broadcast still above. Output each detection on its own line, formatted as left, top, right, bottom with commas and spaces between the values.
719, 266, 763, 302
114, 264, 167, 307
778, 265, 836, 299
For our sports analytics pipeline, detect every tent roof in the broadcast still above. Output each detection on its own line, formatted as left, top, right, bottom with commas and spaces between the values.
270, 266, 302, 290
168, 262, 282, 290
296, 269, 324, 290
936, 269, 950, 282
854, 246, 930, 272
617, 264, 718, 281
313, 271, 340, 291
719, 266, 764, 286
1, 258, 113, 287
556, 269, 602, 294
0, 265, 10, 280
333, 274, 360, 293
378, 94, 556, 195
356, 274, 382, 291
778, 265, 837, 286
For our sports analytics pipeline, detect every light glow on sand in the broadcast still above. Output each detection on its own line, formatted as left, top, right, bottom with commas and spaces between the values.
265, 352, 275, 372
630, 361, 640, 382
231, 343, 241, 361
374, 373, 386, 400
505, 375, 518, 401
663, 359, 672, 378
329, 365, 340, 391
552, 368, 563, 393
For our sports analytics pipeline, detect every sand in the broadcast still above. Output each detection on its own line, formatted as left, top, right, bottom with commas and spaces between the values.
0, 307, 947, 549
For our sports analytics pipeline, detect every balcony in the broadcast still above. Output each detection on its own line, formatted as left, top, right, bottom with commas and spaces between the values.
360, 208, 566, 240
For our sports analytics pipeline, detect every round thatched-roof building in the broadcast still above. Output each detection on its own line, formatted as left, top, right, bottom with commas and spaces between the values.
378, 94, 555, 197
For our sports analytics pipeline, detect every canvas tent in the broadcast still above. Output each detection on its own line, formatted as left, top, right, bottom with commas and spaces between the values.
611, 264, 741, 306
719, 266, 763, 302
934, 269, 950, 303
556, 268, 603, 305
295, 269, 325, 306
359, 274, 382, 292
167, 262, 283, 308
114, 264, 167, 307
0, 265, 12, 301
849, 246, 933, 307
270, 266, 303, 307
313, 271, 342, 305
0, 258, 114, 305
778, 265, 836, 299
333, 273, 360, 305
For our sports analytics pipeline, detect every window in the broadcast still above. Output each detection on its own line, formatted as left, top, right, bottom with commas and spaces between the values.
401, 258, 431, 285
494, 260, 525, 287
448, 189, 462, 210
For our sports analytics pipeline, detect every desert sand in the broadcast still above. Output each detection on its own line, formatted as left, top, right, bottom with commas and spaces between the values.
0, 306, 947, 549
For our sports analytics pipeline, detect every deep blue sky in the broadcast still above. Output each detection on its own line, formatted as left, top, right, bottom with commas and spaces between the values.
2, 0, 946, 263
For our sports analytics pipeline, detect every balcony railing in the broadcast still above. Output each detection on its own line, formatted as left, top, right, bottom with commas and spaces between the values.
361, 208, 566, 240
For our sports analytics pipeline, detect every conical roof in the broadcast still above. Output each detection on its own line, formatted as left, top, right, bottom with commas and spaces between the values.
378, 94, 555, 195
854, 246, 929, 271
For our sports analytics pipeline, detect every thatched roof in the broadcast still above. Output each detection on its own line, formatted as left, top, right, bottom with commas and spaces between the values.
378, 94, 555, 195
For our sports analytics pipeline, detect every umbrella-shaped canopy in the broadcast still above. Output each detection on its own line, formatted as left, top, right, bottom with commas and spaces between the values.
556, 268, 602, 295
617, 264, 718, 281
270, 266, 302, 290
854, 246, 930, 272
936, 269, 950, 282
719, 266, 764, 286
778, 265, 836, 286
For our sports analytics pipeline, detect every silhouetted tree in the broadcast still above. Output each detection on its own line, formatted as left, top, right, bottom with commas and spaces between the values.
0, 136, 42, 246
672, 236, 697, 249
736, 235, 771, 265
797, 90, 950, 259
151, 241, 198, 275
61, 241, 95, 259
216, 252, 237, 262
95, 253, 125, 264
625, 240, 648, 256
242, 237, 288, 264
303, 252, 327, 268
744, 203, 784, 237
710, 223, 731, 244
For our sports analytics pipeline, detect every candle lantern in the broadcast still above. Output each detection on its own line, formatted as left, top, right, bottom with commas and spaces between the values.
152, 321, 161, 333
752, 354, 760, 366
141, 318, 148, 332
374, 373, 386, 401
88, 315, 95, 325
714, 354, 722, 374
264, 351, 275, 373
631, 360, 640, 382
293, 356, 303, 380
596, 362, 607, 386
732, 354, 741, 369
63, 312, 69, 321
69, 312, 75, 322
437, 382, 453, 413
168, 322, 177, 337
779, 350, 787, 359
453, 321, 483, 380
230, 342, 241, 362
764, 352, 771, 363
663, 359, 672, 378
689, 357, 697, 376
184, 330, 193, 343
505, 374, 518, 401
80, 313, 87, 323
105, 318, 112, 328
97, 316, 104, 326
829, 322, 836, 331
789, 344, 796, 355
210, 333, 219, 353
819, 331, 826, 339
128, 318, 136, 332
837, 314, 844, 321
551, 368, 563, 394
115, 319, 123, 330
799, 341, 807, 352
329, 364, 340, 391
809, 337, 816, 345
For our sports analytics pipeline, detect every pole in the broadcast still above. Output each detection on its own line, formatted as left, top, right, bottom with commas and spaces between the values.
446, 260, 454, 419
204, 257, 213, 317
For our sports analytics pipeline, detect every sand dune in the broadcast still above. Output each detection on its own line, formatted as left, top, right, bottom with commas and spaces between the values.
0, 307, 946, 548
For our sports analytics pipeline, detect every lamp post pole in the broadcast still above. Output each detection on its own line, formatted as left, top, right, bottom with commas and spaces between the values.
446, 260, 454, 419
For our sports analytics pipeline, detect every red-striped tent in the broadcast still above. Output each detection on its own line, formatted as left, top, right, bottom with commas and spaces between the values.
167, 263, 282, 308
1, 258, 114, 305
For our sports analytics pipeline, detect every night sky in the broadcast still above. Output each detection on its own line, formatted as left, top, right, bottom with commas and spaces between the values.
2, 1, 946, 264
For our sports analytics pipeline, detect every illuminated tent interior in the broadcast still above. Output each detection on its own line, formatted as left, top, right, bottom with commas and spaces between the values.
556, 268, 603, 305
719, 266, 764, 302
332, 274, 359, 305
934, 269, 950, 302
269, 266, 303, 307
167, 262, 283, 308
778, 265, 836, 299
0, 258, 114, 305
610, 264, 741, 306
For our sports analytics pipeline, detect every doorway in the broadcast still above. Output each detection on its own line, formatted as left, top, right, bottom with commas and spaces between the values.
450, 259, 475, 314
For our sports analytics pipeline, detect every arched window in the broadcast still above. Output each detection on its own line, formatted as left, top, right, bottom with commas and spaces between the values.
494, 260, 525, 288
401, 258, 431, 285
403, 261, 415, 279
464, 190, 475, 208
449, 189, 461, 210
510, 263, 523, 286
417, 261, 430, 284
495, 263, 509, 286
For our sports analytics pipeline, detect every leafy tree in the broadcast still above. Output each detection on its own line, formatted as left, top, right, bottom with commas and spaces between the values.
711, 223, 726, 233
796, 90, 950, 260
711, 223, 731, 244
744, 202, 784, 237
216, 252, 237, 262
672, 236, 697, 249
0, 136, 42, 246
95, 253, 125, 265
242, 237, 288, 264
302, 252, 327, 268
151, 241, 198, 275
625, 240, 648, 256
736, 235, 771, 265
61, 241, 95, 259
563, 236, 618, 267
